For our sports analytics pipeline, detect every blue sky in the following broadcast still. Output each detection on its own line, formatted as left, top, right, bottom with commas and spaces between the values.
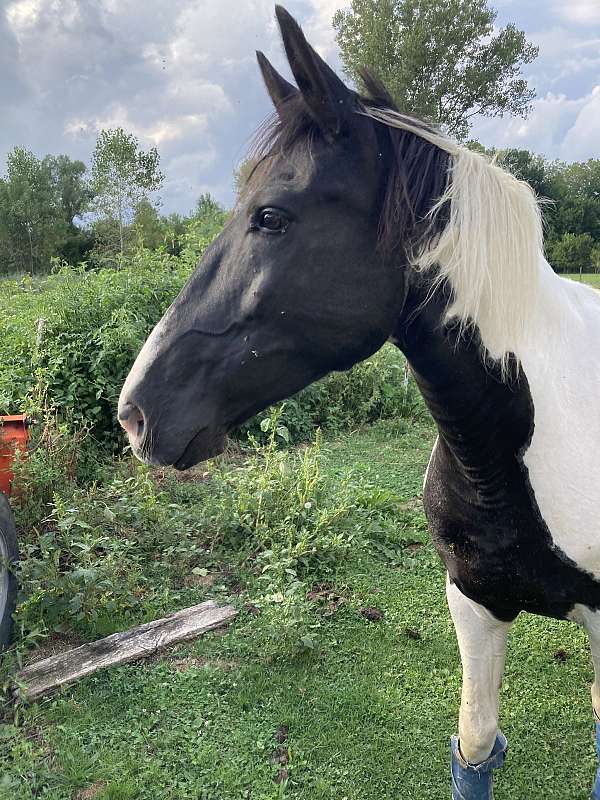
1, 0, 599, 213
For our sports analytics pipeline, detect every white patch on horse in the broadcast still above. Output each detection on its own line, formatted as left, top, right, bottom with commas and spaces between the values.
518, 269, 600, 577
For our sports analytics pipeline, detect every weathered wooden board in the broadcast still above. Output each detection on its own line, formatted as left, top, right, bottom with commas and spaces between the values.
15, 599, 237, 702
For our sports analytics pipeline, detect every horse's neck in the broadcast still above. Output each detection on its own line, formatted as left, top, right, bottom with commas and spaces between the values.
391, 277, 533, 488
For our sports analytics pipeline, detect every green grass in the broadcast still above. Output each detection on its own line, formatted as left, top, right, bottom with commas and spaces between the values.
563, 272, 600, 288
1, 420, 598, 800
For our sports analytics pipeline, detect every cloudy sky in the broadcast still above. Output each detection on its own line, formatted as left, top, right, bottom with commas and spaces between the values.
2, 0, 599, 213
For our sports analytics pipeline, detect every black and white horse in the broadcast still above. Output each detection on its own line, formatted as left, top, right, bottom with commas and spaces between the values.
118, 7, 600, 798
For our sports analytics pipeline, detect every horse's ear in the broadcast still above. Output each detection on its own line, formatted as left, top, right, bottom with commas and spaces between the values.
275, 5, 353, 139
256, 51, 298, 112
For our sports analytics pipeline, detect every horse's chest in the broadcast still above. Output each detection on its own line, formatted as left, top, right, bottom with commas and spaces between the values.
424, 438, 600, 622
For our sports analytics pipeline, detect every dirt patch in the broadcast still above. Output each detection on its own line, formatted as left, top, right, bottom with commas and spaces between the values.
274, 724, 289, 744
25, 633, 85, 667
150, 464, 212, 485
359, 606, 384, 622
183, 572, 217, 589
73, 782, 105, 800
274, 768, 289, 784
306, 583, 346, 615
271, 725, 290, 784
554, 648, 569, 663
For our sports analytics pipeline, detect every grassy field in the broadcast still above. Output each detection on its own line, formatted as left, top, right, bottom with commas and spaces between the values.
563, 272, 600, 288
1, 420, 598, 800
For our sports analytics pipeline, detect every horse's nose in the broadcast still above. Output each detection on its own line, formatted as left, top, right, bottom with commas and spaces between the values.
118, 401, 145, 444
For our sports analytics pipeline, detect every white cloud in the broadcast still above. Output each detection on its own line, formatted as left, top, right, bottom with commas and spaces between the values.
2, 0, 600, 213
6, 0, 42, 32
560, 86, 600, 160
472, 86, 600, 161
64, 104, 212, 148
304, 0, 346, 59
552, 0, 600, 25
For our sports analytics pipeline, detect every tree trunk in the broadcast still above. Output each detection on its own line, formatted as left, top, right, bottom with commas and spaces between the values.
27, 224, 34, 274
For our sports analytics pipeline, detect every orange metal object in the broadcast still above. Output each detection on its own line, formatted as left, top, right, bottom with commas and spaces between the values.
0, 415, 31, 496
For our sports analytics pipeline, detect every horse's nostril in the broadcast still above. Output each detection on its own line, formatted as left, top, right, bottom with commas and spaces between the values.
118, 402, 145, 442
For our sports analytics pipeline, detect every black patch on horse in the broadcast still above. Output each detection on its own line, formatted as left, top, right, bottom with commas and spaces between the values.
396, 277, 600, 621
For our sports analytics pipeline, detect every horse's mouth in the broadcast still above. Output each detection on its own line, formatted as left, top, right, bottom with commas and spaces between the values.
174, 427, 227, 470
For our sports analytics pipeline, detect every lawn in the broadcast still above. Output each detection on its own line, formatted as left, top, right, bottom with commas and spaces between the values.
1, 420, 597, 800
563, 272, 600, 288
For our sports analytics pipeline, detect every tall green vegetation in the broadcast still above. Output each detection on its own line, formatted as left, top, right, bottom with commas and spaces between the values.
333, 0, 538, 140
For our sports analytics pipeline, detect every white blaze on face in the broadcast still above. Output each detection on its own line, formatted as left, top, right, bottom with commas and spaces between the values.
118, 315, 166, 420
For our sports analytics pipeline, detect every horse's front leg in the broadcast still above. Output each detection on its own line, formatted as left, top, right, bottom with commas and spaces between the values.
446, 575, 513, 799
570, 605, 600, 799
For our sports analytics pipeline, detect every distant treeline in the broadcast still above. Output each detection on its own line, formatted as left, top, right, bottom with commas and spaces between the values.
0, 129, 227, 275
1, 133, 599, 275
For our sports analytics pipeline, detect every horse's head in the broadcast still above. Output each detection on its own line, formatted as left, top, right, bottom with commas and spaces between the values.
118, 5, 447, 468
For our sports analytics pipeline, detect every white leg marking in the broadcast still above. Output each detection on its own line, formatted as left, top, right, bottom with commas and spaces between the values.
571, 605, 600, 718
447, 575, 513, 764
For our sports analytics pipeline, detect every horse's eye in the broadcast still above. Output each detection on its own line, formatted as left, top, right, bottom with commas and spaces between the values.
256, 208, 288, 233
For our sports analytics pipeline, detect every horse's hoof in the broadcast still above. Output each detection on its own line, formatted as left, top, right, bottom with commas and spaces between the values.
450, 732, 507, 800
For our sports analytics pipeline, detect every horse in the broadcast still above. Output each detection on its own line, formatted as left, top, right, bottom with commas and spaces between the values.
118, 6, 600, 798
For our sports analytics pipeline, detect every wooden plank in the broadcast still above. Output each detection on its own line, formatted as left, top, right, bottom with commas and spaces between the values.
15, 600, 237, 702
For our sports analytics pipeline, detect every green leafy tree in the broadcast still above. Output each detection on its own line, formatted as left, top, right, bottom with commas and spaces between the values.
552, 160, 600, 241
44, 154, 93, 264
333, 0, 538, 139
0, 147, 62, 273
497, 149, 554, 199
181, 193, 227, 262
162, 212, 187, 256
132, 199, 165, 251
90, 128, 163, 263
547, 233, 595, 275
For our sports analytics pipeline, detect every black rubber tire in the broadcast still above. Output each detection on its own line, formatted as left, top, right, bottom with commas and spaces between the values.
0, 493, 18, 653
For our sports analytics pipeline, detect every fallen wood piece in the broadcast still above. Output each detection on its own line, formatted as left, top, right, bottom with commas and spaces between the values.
15, 599, 238, 702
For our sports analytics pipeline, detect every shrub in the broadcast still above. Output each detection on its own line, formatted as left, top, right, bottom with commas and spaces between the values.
0, 257, 192, 445
8, 412, 360, 655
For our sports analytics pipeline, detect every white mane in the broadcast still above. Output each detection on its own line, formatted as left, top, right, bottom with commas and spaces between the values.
361, 106, 545, 375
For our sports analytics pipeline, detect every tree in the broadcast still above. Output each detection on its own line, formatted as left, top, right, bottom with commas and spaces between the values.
44, 154, 93, 264
547, 233, 595, 275
333, 0, 538, 139
181, 194, 228, 260
0, 147, 61, 273
132, 199, 165, 251
90, 128, 163, 262
553, 160, 600, 241
233, 159, 257, 196
162, 212, 187, 256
